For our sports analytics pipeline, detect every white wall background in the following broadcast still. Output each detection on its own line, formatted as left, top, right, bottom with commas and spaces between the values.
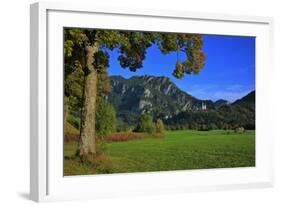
0, 0, 280, 204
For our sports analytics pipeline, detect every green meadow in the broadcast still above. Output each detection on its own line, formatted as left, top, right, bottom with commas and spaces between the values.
64, 130, 255, 176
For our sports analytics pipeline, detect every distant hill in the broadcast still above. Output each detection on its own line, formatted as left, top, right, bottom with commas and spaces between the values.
214, 99, 229, 108
233, 91, 255, 104
232, 91, 255, 110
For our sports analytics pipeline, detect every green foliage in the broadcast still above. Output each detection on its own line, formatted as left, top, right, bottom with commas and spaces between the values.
198, 124, 211, 131
135, 114, 156, 134
65, 121, 80, 137
116, 111, 140, 127
155, 119, 165, 133
67, 114, 81, 130
164, 102, 255, 131
116, 117, 134, 132
235, 127, 245, 133
64, 28, 205, 79
64, 65, 84, 108
95, 99, 117, 138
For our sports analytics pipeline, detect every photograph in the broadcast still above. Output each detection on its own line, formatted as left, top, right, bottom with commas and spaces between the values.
63, 28, 255, 176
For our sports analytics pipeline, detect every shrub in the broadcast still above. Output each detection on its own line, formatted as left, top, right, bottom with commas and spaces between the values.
234, 127, 245, 133
106, 132, 145, 142
155, 119, 165, 133
135, 114, 155, 133
95, 99, 116, 138
116, 117, 134, 132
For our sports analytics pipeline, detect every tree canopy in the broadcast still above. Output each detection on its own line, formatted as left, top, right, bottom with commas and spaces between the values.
64, 29, 205, 79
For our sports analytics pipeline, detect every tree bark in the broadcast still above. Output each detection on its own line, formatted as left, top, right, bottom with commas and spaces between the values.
63, 97, 69, 141
77, 44, 99, 160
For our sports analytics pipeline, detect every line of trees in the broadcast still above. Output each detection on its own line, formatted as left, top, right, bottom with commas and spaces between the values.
164, 106, 255, 131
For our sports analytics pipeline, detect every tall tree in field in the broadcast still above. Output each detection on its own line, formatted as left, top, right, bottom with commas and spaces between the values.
64, 28, 206, 160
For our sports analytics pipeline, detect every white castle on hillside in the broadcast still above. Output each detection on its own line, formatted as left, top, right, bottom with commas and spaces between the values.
201, 102, 207, 110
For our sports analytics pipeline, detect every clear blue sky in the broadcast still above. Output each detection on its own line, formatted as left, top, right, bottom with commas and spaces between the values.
107, 34, 255, 102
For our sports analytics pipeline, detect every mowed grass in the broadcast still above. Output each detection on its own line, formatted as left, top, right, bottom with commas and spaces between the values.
64, 130, 255, 176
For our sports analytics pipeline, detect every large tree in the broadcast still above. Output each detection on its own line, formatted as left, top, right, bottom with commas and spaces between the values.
64, 28, 205, 160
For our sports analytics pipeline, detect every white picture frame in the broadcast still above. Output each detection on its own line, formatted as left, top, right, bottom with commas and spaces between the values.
30, 2, 274, 202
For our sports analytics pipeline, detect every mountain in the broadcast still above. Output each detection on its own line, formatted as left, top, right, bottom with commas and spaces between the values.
164, 91, 255, 130
108, 75, 214, 121
214, 99, 229, 108
233, 91, 255, 107
107, 75, 255, 130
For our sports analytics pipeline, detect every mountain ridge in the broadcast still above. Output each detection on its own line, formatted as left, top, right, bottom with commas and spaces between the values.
109, 75, 253, 103
107, 75, 254, 121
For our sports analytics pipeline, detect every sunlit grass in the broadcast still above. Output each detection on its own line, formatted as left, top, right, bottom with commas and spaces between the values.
64, 130, 255, 176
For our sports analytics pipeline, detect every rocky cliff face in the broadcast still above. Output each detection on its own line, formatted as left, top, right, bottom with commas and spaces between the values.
107, 75, 215, 119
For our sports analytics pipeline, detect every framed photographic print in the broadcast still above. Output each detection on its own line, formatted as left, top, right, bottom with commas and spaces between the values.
30, 2, 274, 202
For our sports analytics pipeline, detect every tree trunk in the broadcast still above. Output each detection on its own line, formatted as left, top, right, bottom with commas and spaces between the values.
63, 97, 69, 141
77, 45, 99, 160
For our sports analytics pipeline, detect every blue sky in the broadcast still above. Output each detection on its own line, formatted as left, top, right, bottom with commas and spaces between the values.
107, 34, 255, 102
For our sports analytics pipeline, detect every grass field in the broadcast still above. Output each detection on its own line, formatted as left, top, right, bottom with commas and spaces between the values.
64, 130, 255, 176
